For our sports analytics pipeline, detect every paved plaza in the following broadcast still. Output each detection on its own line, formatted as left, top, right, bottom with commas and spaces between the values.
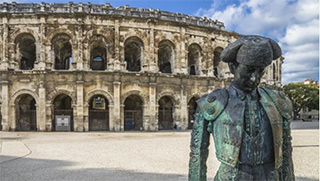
0, 120, 318, 181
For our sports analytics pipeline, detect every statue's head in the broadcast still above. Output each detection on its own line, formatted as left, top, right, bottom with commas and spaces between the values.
220, 35, 282, 92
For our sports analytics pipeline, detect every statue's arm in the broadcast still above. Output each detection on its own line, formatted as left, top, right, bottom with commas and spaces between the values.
188, 107, 210, 181
279, 118, 295, 181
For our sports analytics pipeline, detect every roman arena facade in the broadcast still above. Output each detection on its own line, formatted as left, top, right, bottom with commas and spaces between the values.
0, 2, 282, 131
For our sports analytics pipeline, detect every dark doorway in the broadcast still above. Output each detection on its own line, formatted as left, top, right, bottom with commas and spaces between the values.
158, 96, 174, 130
16, 94, 37, 131
15, 33, 36, 70
213, 47, 223, 78
125, 37, 143, 72
188, 97, 198, 129
90, 35, 107, 70
89, 95, 109, 131
188, 44, 201, 75
53, 94, 73, 131
158, 40, 174, 73
52, 34, 72, 70
124, 95, 143, 131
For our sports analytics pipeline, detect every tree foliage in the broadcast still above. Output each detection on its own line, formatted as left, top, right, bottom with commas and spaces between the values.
283, 83, 319, 118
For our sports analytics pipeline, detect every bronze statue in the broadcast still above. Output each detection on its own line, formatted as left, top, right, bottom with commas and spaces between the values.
189, 35, 294, 181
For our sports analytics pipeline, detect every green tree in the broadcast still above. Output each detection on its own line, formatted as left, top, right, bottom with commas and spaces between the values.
283, 82, 319, 120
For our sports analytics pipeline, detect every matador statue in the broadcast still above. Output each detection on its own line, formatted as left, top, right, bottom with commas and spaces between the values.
189, 35, 295, 181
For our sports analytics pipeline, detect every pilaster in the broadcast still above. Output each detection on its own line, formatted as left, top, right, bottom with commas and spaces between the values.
147, 82, 157, 131
113, 20, 121, 71
75, 73, 84, 131
112, 81, 121, 131
38, 79, 46, 131
1, 76, 9, 130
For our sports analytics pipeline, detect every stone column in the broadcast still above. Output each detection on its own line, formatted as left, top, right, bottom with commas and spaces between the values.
113, 20, 121, 71
112, 81, 121, 131
180, 80, 188, 130
179, 27, 187, 74
1, 76, 9, 130
46, 103, 53, 131
1, 18, 9, 70
147, 82, 157, 131
83, 103, 89, 131
75, 74, 84, 131
148, 27, 157, 73
77, 21, 84, 70
35, 17, 46, 70
38, 80, 46, 131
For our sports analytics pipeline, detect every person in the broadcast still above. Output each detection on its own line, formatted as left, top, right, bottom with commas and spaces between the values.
189, 35, 294, 181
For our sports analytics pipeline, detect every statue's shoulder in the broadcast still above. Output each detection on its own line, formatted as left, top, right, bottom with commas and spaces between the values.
197, 88, 229, 121
258, 87, 293, 120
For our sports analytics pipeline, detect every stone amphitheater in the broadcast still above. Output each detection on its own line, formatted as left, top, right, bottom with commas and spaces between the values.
0, 2, 282, 132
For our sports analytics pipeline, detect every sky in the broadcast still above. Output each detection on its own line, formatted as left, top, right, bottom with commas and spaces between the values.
0, 0, 319, 85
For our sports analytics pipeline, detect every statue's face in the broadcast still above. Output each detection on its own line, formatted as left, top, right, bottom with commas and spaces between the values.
232, 63, 266, 92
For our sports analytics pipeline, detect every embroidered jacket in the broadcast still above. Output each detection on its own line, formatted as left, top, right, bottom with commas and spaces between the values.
188, 87, 295, 181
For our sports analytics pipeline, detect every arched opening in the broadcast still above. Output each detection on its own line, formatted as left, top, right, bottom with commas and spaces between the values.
90, 35, 107, 70
15, 33, 36, 70
213, 47, 224, 78
188, 97, 198, 129
124, 37, 143, 72
53, 94, 73, 131
52, 34, 72, 70
158, 40, 174, 73
89, 95, 109, 131
124, 95, 143, 131
15, 94, 37, 131
188, 44, 202, 75
158, 96, 174, 130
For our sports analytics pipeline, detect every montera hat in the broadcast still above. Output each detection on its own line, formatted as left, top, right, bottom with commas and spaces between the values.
220, 35, 282, 67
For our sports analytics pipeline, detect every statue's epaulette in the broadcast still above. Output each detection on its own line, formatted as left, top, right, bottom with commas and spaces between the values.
259, 87, 293, 120
197, 88, 229, 121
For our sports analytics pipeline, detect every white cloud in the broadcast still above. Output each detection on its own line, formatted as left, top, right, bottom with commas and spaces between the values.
196, 0, 319, 84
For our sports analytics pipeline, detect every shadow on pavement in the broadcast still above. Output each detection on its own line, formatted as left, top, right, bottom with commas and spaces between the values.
1, 156, 317, 181
0, 156, 189, 181
296, 177, 318, 181
291, 120, 319, 130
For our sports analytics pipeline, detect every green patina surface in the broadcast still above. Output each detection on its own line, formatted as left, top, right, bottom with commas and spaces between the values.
188, 87, 295, 181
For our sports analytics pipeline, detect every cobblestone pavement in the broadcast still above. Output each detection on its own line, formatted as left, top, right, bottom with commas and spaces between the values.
0, 120, 318, 181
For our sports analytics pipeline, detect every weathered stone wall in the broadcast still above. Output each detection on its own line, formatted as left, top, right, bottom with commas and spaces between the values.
0, 3, 282, 131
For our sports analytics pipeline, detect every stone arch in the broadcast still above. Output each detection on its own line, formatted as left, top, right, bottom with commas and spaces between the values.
14, 33, 37, 70
124, 36, 145, 72
88, 34, 108, 70
121, 89, 148, 105
47, 89, 76, 106
187, 43, 202, 75
157, 93, 179, 130
213, 46, 224, 78
85, 89, 114, 106
51, 93, 74, 131
51, 33, 73, 70
187, 92, 201, 103
47, 28, 75, 45
11, 28, 40, 43
10, 89, 39, 106
187, 95, 200, 129
10, 89, 39, 131
84, 29, 113, 44
122, 32, 148, 48
158, 39, 176, 73
157, 90, 180, 107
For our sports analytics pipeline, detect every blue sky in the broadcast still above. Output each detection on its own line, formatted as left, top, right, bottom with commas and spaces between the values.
1, 0, 319, 84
